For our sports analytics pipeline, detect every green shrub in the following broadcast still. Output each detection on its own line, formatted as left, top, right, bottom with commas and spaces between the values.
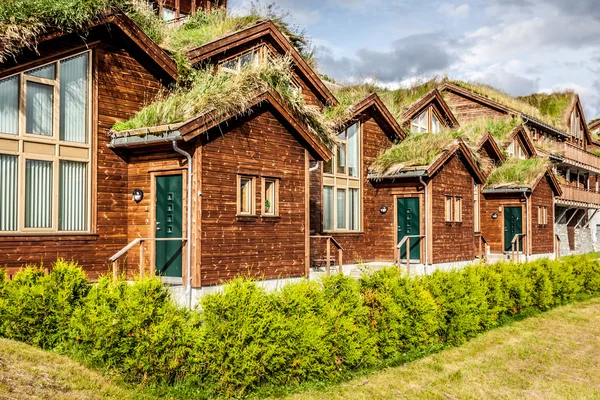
0, 260, 89, 349
360, 268, 441, 359
424, 267, 489, 344
68, 276, 198, 384
472, 264, 508, 329
569, 255, 600, 295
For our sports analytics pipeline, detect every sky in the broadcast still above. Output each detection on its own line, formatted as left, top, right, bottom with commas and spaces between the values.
229, 0, 600, 120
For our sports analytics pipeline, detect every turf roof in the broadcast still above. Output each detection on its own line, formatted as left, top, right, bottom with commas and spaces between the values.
486, 157, 548, 188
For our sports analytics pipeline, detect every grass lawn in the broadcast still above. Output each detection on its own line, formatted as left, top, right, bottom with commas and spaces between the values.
284, 298, 600, 400
0, 338, 156, 400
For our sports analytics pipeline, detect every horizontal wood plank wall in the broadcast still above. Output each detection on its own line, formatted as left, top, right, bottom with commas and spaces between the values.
530, 177, 555, 254
0, 42, 164, 279
480, 194, 524, 254
430, 153, 476, 264
200, 108, 307, 286
443, 91, 507, 123
311, 118, 397, 265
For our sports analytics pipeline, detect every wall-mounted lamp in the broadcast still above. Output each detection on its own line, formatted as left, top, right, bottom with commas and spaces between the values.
491, 213, 498, 219
132, 189, 144, 203
379, 205, 388, 214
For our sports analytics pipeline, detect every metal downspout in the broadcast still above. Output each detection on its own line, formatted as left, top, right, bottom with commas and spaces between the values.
419, 176, 429, 273
308, 161, 320, 172
172, 140, 193, 309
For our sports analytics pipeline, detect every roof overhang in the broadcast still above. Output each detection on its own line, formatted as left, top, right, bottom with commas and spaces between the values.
346, 93, 405, 142
482, 187, 531, 194
401, 88, 460, 129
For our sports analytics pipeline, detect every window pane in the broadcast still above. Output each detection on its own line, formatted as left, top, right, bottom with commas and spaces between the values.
0, 154, 18, 231
222, 59, 238, 71
347, 123, 359, 177
337, 143, 346, 174
240, 51, 256, 68
349, 188, 360, 231
337, 189, 346, 229
60, 53, 88, 143
59, 161, 88, 231
26, 82, 53, 136
264, 180, 275, 214
240, 178, 251, 213
323, 157, 333, 174
162, 7, 176, 20
432, 112, 440, 133
0, 75, 19, 135
26, 63, 56, 80
323, 186, 333, 231
25, 160, 53, 228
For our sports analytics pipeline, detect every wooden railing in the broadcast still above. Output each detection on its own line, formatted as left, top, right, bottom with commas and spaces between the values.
555, 234, 561, 260
310, 236, 345, 276
561, 142, 600, 171
511, 233, 527, 263
108, 238, 187, 280
474, 233, 490, 263
557, 184, 600, 207
395, 235, 424, 274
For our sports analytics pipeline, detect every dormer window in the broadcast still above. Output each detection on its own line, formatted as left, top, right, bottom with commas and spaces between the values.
570, 109, 583, 141
411, 107, 441, 134
507, 140, 527, 160
220, 47, 265, 73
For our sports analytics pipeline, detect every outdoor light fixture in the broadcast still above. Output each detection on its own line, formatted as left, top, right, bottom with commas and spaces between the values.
379, 205, 388, 214
491, 213, 498, 219
132, 189, 144, 203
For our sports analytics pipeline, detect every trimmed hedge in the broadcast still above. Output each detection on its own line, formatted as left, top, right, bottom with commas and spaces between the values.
1, 255, 600, 397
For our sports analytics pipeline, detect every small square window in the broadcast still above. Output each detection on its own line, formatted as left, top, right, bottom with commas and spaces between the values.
262, 178, 279, 216
445, 196, 453, 222
454, 197, 462, 222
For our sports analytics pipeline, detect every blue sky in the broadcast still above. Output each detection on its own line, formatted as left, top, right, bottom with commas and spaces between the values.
230, 0, 600, 119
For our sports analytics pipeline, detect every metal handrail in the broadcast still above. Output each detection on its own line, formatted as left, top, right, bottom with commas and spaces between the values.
109, 237, 187, 279
395, 235, 424, 274
310, 235, 345, 276
510, 233, 527, 262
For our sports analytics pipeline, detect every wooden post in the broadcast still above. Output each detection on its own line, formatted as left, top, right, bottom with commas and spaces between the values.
139, 241, 145, 278
326, 237, 331, 276
338, 248, 343, 274
478, 236, 482, 263
112, 260, 118, 280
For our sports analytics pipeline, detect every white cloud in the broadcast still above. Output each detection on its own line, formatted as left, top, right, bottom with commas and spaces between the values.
438, 3, 470, 18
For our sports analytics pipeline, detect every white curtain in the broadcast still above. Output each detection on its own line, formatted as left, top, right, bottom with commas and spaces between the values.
26, 82, 53, 136
0, 76, 18, 135
323, 186, 333, 231
59, 161, 88, 231
26, 63, 56, 79
25, 160, 53, 228
60, 53, 88, 143
0, 154, 17, 231
337, 189, 346, 230
347, 123, 359, 177
349, 188, 360, 231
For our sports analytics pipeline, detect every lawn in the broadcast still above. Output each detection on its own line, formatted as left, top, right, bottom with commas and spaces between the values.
0, 338, 155, 400
284, 298, 600, 400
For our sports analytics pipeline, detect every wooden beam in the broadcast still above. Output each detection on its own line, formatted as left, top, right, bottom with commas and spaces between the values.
139, 241, 145, 278
326, 238, 331, 276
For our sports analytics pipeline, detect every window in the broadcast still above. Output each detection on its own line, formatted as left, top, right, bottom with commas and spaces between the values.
507, 140, 527, 159
323, 123, 361, 231
161, 7, 176, 21
445, 195, 462, 223
237, 175, 256, 215
0, 51, 91, 233
571, 110, 584, 141
474, 185, 480, 232
262, 178, 279, 216
411, 106, 442, 134
538, 206, 548, 226
220, 47, 264, 73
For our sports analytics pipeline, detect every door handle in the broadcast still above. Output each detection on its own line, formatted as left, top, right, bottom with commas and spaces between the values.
156, 221, 161, 231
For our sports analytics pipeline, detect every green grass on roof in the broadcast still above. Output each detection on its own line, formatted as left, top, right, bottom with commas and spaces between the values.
486, 157, 548, 188
111, 56, 336, 146
456, 117, 521, 147
370, 131, 460, 176
517, 91, 575, 123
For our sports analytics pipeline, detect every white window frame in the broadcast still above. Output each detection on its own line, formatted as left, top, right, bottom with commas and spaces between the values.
261, 177, 279, 217
0, 50, 92, 234
411, 106, 443, 134
323, 123, 361, 232
219, 46, 266, 74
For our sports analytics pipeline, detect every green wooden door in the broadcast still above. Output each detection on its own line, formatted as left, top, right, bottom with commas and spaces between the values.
397, 197, 420, 260
504, 206, 523, 252
155, 175, 183, 277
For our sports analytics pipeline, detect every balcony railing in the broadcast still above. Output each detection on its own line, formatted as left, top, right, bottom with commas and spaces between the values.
557, 184, 600, 207
560, 142, 600, 173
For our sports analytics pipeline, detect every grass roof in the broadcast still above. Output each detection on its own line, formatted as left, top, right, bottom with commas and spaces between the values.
111, 56, 336, 146
517, 92, 576, 126
369, 131, 462, 176
486, 157, 548, 188
0, 1, 313, 67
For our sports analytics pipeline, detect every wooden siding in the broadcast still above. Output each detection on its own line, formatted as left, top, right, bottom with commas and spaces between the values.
430, 153, 476, 264
480, 194, 524, 254
310, 117, 398, 264
530, 177, 555, 254
199, 107, 308, 286
0, 41, 165, 279
443, 91, 507, 123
